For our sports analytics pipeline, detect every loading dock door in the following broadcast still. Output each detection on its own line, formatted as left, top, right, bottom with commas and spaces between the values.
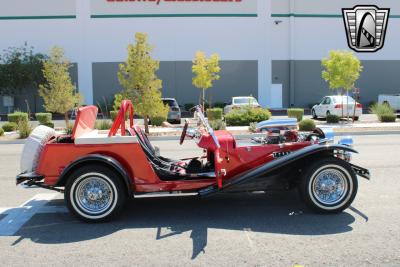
270, 84, 283, 108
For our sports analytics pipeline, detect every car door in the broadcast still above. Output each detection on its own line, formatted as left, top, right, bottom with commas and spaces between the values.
315, 97, 326, 116
323, 97, 332, 116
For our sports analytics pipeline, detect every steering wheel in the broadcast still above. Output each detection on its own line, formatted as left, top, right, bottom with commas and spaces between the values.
180, 120, 189, 145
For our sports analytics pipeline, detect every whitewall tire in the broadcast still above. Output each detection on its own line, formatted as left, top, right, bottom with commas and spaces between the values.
299, 158, 358, 213
65, 165, 126, 222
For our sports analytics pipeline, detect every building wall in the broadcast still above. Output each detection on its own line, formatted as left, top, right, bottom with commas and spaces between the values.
92, 61, 258, 106
0, 65, 78, 114
270, 0, 400, 107
0, 0, 399, 113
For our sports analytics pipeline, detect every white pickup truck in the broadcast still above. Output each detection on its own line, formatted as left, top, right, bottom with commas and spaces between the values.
378, 94, 400, 113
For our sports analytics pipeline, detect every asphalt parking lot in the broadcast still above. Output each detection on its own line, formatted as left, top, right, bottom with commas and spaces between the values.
0, 135, 400, 266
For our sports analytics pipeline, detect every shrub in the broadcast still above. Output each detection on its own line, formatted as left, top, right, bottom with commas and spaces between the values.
209, 119, 226, 130
150, 116, 166, 126
35, 113, 52, 124
326, 114, 340, 123
248, 122, 257, 133
95, 120, 112, 130
184, 103, 195, 111
287, 108, 304, 122
65, 123, 74, 135
18, 120, 33, 139
370, 103, 395, 122
380, 114, 396, 122
225, 107, 272, 126
42, 121, 55, 128
299, 119, 316, 131
2, 122, 18, 132
0, 128, 4, 136
110, 110, 119, 121
207, 108, 223, 121
8, 112, 28, 124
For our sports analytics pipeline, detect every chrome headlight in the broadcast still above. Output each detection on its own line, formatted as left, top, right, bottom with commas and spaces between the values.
338, 136, 354, 147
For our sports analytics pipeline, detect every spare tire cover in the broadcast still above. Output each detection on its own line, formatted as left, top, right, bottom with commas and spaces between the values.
20, 125, 56, 173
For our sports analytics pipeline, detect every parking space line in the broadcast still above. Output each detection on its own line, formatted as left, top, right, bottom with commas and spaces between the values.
0, 193, 59, 236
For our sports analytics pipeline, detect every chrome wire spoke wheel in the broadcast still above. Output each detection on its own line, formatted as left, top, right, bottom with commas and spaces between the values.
302, 160, 357, 213
68, 171, 120, 220
75, 176, 114, 215
312, 169, 347, 205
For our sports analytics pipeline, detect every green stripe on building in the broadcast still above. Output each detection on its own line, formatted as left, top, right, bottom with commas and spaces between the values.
91, 14, 257, 18
0, 15, 76, 20
271, 13, 400, 18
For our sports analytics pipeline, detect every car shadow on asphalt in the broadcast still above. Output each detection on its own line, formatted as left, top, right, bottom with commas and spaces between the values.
12, 191, 357, 259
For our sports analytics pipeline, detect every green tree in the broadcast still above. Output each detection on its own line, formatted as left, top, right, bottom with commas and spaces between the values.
39, 46, 82, 127
192, 51, 221, 111
118, 32, 168, 134
0, 43, 45, 96
321, 50, 363, 120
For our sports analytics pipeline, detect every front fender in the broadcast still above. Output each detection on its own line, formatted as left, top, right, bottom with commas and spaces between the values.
199, 144, 359, 196
55, 154, 133, 195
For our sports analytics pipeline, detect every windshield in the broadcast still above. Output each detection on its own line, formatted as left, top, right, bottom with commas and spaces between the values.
332, 96, 355, 104
162, 99, 178, 107
195, 106, 220, 148
233, 97, 259, 105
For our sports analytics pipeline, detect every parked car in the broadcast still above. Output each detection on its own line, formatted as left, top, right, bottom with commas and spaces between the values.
312, 95, 362, 120
378, 94, 400, 113
162, 98, 181, 124
223, 96, 261, 114
16, 100, 370, 222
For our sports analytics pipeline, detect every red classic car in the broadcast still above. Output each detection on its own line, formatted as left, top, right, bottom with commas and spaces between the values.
17, 100, 370, 222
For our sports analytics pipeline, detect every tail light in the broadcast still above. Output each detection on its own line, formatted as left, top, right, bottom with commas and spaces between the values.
356, 103, 362, 108
334, 104, 343, 109
171, 107, 179, 111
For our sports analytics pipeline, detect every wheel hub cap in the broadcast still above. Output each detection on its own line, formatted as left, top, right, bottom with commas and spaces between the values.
312, 169, 347, 205
75, 176, 113, 215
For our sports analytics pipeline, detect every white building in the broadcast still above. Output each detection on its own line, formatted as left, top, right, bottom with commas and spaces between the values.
0, 0, 399, 113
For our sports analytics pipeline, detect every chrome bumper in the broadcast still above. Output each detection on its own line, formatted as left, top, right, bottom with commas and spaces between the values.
16, 172, 44, 185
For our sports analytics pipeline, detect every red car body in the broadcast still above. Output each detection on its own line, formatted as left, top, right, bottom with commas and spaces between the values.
17, 100, 370, 221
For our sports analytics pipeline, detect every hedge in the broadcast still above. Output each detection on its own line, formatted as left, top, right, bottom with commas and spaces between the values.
150, 116, 165, 126
225, 108, 272, 126
326, 114, 340, 123
8, 112, 28, 124
287, 108, 304, 122
42, 121, 55, 128
0, 128, 4, 136
35, 113, 52, 124
207, 108, 223, 121
299, 119, 316, 131
95, 119, 112, 130
2, 122, 18, 132
209, 119, 226, 130
370, 103, 395, 122
18, 120, 32, 139
380, 114, 396, 122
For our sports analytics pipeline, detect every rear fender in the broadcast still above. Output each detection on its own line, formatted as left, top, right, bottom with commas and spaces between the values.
199, 144, 359, 196
55, 154, 133, 195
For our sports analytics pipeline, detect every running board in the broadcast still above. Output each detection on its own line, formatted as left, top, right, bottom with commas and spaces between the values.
134, 192, 198, 198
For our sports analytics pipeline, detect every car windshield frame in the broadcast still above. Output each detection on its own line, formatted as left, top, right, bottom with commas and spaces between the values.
195, 106, 220, 149
233, 97, 259, 105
